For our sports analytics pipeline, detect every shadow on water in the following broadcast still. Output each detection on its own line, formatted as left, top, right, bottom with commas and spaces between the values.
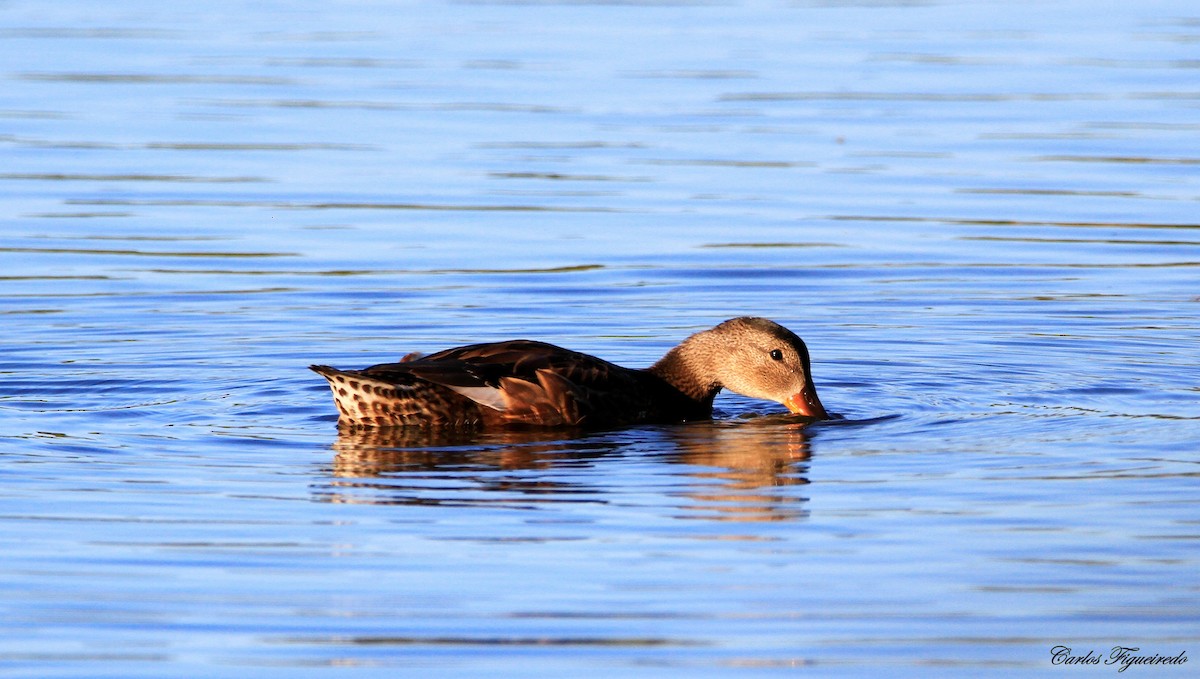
313, 417, 840, 522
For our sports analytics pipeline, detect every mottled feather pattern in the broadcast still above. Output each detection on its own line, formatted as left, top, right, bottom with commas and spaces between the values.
309, 365, 485, 427
312, 341, 686, 428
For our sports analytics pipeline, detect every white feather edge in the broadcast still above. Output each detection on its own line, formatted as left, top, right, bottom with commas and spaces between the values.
444, 384, 509, 411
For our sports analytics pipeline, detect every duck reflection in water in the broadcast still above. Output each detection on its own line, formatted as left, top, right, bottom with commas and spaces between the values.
665, 417, 812, 522
318, 416, 813, 523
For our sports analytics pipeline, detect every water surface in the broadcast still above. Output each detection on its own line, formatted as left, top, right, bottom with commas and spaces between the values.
1, 0, 1198, 676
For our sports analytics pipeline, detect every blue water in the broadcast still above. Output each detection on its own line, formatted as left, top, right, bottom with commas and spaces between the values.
2, 0, 1198, 676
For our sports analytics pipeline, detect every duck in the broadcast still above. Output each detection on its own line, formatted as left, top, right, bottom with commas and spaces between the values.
310, 316, 828, 428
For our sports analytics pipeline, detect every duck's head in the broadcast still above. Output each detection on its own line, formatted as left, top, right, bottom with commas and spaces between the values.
654, 317, 829, 419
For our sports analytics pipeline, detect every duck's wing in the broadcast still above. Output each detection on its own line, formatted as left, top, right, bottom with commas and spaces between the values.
362, 340, 655, 426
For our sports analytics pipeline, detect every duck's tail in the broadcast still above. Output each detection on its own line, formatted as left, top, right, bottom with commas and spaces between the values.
309, 364, 482, 428
310, 365, 410, 426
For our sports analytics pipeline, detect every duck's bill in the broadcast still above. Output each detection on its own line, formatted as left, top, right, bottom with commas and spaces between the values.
784, 385, 828, 420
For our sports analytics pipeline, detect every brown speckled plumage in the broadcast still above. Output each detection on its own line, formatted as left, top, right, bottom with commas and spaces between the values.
311, 317, 827, 428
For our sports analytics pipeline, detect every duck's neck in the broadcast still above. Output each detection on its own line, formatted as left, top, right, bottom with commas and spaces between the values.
647, 333, 722, 404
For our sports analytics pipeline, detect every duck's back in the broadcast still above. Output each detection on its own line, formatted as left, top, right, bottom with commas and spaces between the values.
311, 340, 708, 428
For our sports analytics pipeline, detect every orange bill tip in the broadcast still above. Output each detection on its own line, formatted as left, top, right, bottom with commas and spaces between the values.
784, 385, 828, 420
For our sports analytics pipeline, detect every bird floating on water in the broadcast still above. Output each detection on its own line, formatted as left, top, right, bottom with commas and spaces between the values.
311, 316, 828, 428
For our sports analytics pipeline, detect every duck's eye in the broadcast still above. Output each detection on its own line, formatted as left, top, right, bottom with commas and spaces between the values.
769, 349, 784, 361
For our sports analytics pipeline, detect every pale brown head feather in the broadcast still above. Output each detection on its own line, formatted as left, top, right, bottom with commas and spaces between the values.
647, 317, 827, 418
